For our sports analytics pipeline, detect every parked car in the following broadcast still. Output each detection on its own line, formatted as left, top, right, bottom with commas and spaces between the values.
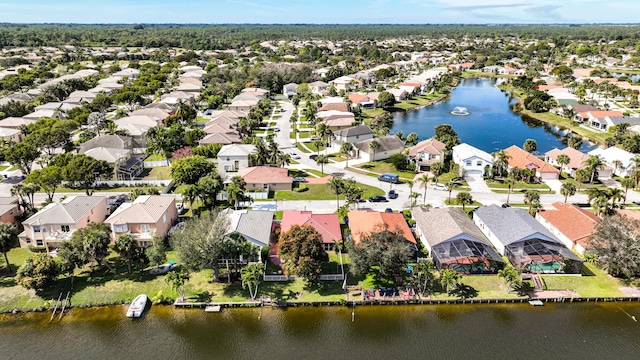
353, 197, 366, 203
309, 154, 318, 160
388, 190, 399, 199
433, 183, 448, 191
368, 195, 388, 202
274, 128, 280, 132
290, 152, 301, 159
501, 203, 511, 208
176, 203, 187, 215
378, 173, 400, 184
293, 177, 307, 182
384, 208, 393, 213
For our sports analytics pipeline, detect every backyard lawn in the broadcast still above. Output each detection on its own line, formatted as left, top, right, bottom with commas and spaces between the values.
541, 263, 624, 297
353, 162, 417, 180
274, 183, 384, 201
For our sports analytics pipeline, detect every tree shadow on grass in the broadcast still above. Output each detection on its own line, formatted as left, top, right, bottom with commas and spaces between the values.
451, 284, 478, 299
513, 281, 535, 297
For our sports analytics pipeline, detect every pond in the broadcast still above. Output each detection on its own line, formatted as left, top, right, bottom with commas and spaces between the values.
392, 77, 595, 154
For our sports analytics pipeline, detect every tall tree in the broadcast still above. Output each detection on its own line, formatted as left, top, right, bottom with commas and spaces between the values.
497, 264, 521, 293
25, 166, 63, 202
225, 176, 247, 210
16, 253, 59, 292
560, 180, 577, 203
62, 154, 113, 195
165, 267, 190, 301
585, 155, 605, 183
0, 223, 18, 272
340, 142, 354, 168
171, 211, 230, 282
278, 224, 329, 284
240, 263, 263, 300
115, 234, 144, 274
589, 214, 640, 278
556, 154, 570, 171
4, 140, 40, 175
171, 155, 215, 185
418, 173, 430, 205
72, 222, 114, 272
315, 154, 329, 175
493, 150, 511, 177
439, 269, 461, 295
328, 175, 345, 210
369, 139, 380, 161
456, 191, 473, 211
146, 239, 167, 270
524, 190, 541, 214
523, 139, 538, 153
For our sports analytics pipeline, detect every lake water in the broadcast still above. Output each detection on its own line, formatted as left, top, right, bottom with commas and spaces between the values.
392, 78, 595, 154
2, 303, 640, 360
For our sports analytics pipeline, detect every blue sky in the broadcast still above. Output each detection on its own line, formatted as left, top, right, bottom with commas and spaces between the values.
1, 0, 638, 24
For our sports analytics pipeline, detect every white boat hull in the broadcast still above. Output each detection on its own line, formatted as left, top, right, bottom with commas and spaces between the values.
126, 294, 148, 318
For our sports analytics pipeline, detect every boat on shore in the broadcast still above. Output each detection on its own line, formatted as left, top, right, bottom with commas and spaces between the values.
126, 294, 148, 318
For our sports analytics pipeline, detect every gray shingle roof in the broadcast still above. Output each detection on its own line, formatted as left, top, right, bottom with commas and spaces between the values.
412, 207, 491, 248
225, 209, 274, 247
474, 204, 561, 246
354, 136, 404, 153
335, 125, 374, 137
79, 135, 132, 153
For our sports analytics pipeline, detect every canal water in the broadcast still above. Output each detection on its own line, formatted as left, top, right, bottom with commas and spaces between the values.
392, 78, 595, 154
2, 303, 640, 360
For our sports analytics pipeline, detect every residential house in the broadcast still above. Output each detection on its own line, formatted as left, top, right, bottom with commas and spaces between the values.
217, 144, 256, 175
237, 166, 293, 191
473, 205, 583, 273
536, 202, 600, 254
0, 127, 22, 142
81, 147, 144, 181
333, 125, 375, 148
280, 211, 342, 251
397, 82, 421, 96
114, 115, 161, 129
309, 81, 329, 95
240, 88, 270, 99
224, 209, 274, 249
283, 83, 298, 98
228, 99, 258, 113
575, 110, 623, 124
411, 207, 504, 273
348, 210, 417, 250
116, 123, 152, 149
348, 93, 377, 109
353, 136, 404, 162
0, 117, 36, 129
318, 102, 350, 112
452, 143, 493, 176
330, 76, 357, 91
589, 115, 640, 132
545, 147, 612, 178
504, 145, 560, 180
79, 134, 133, 153
105, 195, 177, 247
588, 146, 636, 177
19, 196, 108, 251
387, 88, 407, 101
0, 198, 20, 226
130, 108, 171, 122
407, 138, 446, 172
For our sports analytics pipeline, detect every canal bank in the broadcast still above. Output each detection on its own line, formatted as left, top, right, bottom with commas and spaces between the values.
2, 303, 640, 360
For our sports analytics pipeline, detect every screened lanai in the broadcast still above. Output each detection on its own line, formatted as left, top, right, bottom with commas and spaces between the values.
432, 238, 505, 274
505, 238, 583, 274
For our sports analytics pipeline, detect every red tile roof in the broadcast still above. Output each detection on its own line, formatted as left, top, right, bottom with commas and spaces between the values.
504, 145, 559, 174
348, 210, 416, 245
545, 147, 589, 170
237, 167, 293, 184
408, 138, 446, 157
281, 211, 342, 244
537, 202, 599, 249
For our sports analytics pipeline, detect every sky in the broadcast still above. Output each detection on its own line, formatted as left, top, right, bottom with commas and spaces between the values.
1, 0, 639, 24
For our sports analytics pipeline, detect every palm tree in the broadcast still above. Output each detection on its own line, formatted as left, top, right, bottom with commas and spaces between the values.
417, 173, 430, 205
0, 223, 18, 272
575, 168, 590, 192
456, 191, 473, 211
240, 263, 263, 300
313, 139, 324, 155
592, 195, 611, 217
493, 149, 511, 177
612, 159, 624, 176
621, 177, 635, 204
251, 141, 270, 166
585, 155, 605, 183
446, 180, 457, 204
430, 162, 445, 183
560, 181, 577, 203
369, 139, 380, 162
497, 264, 520, 293
607, 187, 625, 207
328, 175, 345, 210
439, 269, 461, 295
316, 122, 332, 148
524, 190, 540, 215
316, 154, 329, 175
226, 176, 247, 210
165, 268, 190, 302
182, 184, 200, 211
586, 187, 608, 205
395, 131, 406, 142
504, 177, 515, 205
556, 154, 571, 172
340, 142, 354, 168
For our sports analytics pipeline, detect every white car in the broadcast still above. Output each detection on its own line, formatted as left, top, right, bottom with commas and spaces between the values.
433, 183, 448, 191
290, 152, 301, 159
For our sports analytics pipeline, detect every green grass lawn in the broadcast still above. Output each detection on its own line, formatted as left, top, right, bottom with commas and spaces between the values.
303, 141, 325, 153
302, 168, 326, 177
8, 166, 19, 171
541, 263, 624, 297
353, 162, 416, 180
274, 183, 384, 201
144, 153, 166, 162
0, 165, 8, 171
444, 199, 483, 207
486, 179, 550, 190
142, 166, 172, 180
295, 142, 311, 153
196, 116, 209, 123
55, 186, 150, 193
430, 275, 524, 299
362, 108, 386, 118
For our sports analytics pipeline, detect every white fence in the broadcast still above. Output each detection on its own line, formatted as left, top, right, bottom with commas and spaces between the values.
217, 192, 269, 200
263, 274, 344, 282
95, 180, 170, 187
144, 160, 170, 167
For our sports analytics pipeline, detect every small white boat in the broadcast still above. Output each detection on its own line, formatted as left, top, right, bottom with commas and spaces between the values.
529, 300, 544, 306
126, 294, 148, 318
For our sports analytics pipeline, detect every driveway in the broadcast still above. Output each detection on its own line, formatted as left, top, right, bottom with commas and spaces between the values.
542, 179, 563, 194
465, 173, 492, 193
